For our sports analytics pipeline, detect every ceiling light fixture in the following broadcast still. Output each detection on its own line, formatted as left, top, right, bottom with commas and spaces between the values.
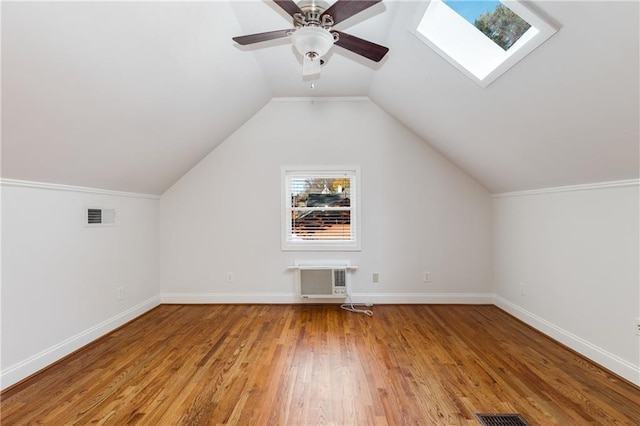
232, 0, 389, 80
291, 26, 337, 76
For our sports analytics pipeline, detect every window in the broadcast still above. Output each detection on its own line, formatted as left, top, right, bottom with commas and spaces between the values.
282, 166, 361, 251
443, 0, 531, 51
411, 0, 558, 87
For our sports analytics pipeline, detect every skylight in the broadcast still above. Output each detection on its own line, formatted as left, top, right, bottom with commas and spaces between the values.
412, 0, 558, 87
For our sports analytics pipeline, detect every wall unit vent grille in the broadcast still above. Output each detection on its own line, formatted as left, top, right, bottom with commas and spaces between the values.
86, 207, 116, 226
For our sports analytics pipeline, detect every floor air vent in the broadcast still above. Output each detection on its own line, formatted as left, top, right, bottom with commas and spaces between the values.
475, 413, 529, 426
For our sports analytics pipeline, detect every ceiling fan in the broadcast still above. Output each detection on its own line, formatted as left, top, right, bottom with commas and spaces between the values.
232, 0, 389, 77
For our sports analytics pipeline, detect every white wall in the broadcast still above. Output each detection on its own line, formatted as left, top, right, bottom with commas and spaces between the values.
160, 98, 493, 303
1, 182, 160, 389
2, 98, 635, 391
493, 182, 640, 385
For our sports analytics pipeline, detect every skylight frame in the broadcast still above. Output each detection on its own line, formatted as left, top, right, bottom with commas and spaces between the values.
411, 0, 558, 88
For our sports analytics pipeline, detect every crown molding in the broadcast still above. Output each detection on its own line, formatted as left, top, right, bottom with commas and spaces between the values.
492, 179, 639, 198
270, 96, 370, 103
0, 179, 160, 199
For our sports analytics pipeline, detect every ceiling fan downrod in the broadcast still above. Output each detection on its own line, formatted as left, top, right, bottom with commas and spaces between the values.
293, 0, 334, 29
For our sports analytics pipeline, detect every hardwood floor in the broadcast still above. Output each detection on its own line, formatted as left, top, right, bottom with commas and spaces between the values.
2, 304, 639, 425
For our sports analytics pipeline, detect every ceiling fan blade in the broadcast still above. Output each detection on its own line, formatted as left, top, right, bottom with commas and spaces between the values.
273, 0, 304, 18
232, 29, 292, 46
321, 0, 382, 26
332, 31, 388, 62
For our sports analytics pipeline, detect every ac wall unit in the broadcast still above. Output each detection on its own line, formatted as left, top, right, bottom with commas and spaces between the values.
299, 268, 348, 299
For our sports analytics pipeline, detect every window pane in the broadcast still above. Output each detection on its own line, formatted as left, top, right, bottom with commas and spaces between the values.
307, 194, 350, 207
291, 209, 352, 241
442, 1, 531, 51
290, 177, 351, 207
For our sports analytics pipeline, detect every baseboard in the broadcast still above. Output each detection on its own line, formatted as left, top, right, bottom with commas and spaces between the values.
0, 296, 161, 391
352, 293, 493, 304
493, 295, 640, 386
161, 293, 301, 304
160, 292, 493, 305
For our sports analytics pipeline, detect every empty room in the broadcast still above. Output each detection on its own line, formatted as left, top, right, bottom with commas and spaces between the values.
1, 0, 638, 424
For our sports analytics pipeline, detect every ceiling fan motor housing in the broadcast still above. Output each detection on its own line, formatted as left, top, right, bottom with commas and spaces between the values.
295, 0, 331, 24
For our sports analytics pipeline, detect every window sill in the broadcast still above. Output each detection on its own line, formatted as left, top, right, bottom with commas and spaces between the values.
281, 242, 361, 252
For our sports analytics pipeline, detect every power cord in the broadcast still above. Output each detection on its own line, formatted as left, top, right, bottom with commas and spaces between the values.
340, 293, 373, 316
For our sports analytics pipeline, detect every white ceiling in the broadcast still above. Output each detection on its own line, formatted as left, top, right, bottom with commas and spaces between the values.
2, 1, 638, 195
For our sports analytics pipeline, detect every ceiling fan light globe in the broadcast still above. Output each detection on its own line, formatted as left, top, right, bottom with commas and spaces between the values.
292, 26, 334, 58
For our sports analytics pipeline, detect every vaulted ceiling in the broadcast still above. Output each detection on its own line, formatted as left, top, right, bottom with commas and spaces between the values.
2, 1, 638, 195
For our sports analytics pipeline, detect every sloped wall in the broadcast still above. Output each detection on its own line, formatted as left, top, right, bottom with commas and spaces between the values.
159, 98, 492, 303
493, 182, 640, 385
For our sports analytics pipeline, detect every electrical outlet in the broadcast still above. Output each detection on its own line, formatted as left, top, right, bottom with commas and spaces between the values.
226, 272, 234, 283
117, 286, 124, 301
636, 318, 640, 336
372, 272, 379, 283
423, 271, 431, 282
520, 282, 526, 296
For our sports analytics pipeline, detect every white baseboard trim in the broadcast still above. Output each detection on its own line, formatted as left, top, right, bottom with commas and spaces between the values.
161, 292, 301, 304
352, 293, 493, 304
0, 296, 161, 391
493, 295, 640, 386
160, 292, 493, 305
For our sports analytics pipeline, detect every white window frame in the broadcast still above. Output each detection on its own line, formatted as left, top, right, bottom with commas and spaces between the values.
281, 166, 361, 251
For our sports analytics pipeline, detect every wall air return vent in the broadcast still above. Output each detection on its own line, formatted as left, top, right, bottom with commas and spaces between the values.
86, 207, 116, 227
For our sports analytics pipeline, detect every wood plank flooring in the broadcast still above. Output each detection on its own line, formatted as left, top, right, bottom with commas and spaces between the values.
2, 304, 639, 425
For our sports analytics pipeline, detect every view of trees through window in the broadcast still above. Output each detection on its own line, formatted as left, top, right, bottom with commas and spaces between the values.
443, 1, 531, 51
475, 4, 531, 50
290, 177, 352, 241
